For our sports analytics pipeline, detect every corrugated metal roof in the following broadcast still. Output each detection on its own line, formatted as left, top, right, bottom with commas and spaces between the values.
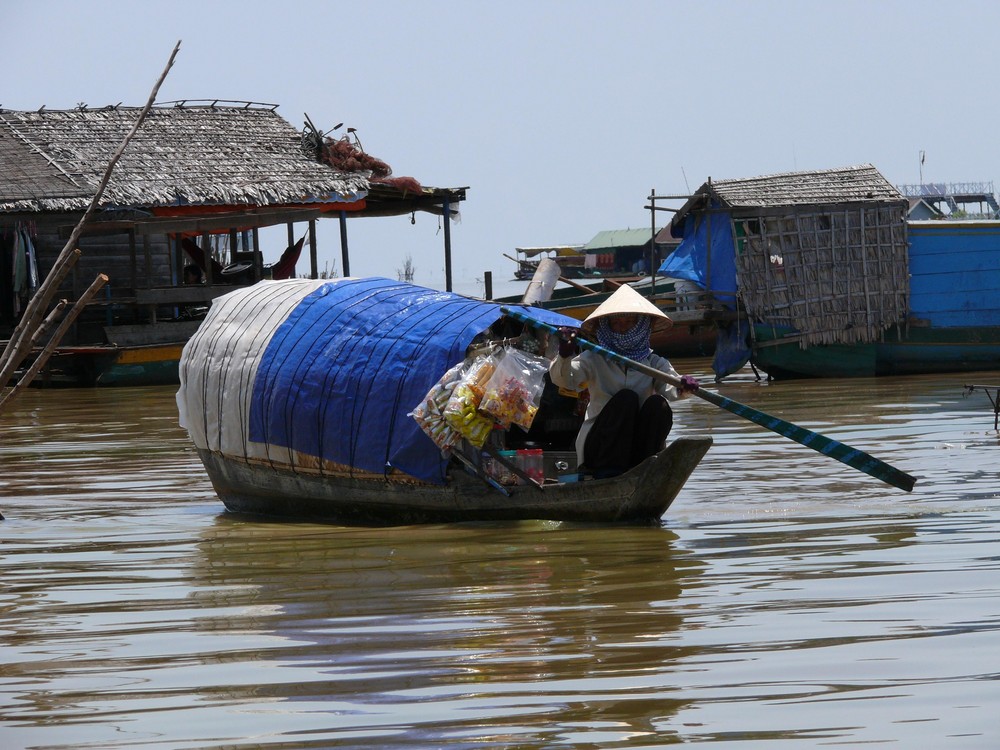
582, 228, 662, 253
0, 104, 369, 213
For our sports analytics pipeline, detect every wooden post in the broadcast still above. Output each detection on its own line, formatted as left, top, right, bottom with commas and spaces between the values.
649, 187, 657, 294
228, 228, 238, 268
142, 232, 152, 289
201, 231, 213, 285
128, 228, 137, 294
309, 219, 318, 279
338, 211, 348, 277
484, 271, 492, 300
173, 234, 181, 285
285, 222, 296, 278
443, 196, 453, 292
252, 227, 261, 282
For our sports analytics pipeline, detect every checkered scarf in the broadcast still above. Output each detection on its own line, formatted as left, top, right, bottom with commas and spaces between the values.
596, 316, 652, 360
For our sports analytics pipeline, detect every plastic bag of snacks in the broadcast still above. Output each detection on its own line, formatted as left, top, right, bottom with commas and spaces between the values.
409, 360, 466, 453
478, 346, 548, 431
443, 353, 500, 448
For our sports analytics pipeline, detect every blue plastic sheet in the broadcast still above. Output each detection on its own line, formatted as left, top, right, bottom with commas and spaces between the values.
248, 277, 576, 484
658, 206, 738, 310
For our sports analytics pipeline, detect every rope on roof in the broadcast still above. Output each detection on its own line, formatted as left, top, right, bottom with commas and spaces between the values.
0, 111, 82, 184
158, 99, 280, 111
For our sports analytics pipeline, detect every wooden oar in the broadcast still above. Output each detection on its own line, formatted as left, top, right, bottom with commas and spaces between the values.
502, 306, 917, 493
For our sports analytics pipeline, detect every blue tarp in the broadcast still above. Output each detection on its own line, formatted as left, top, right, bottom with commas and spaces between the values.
658, 206, 739, 310
247, 277, 576, 484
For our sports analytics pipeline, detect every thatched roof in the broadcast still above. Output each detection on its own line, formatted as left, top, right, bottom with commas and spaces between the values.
709, 164, 902, 206
671, 164, 905, 229
0, 119, 93, 205
0, 102, 370, 213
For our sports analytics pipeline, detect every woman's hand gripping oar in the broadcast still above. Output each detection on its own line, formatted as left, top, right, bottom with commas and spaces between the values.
502, 306, 916, 492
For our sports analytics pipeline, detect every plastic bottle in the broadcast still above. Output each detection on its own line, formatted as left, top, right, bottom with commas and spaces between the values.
517, 448, 544, 484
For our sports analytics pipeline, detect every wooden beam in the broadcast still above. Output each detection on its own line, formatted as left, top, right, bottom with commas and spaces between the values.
63, 206, 333, 237
135, 285, 237, 305
252, 227, 262, 281
443, 196, 453, 292
311, 219, 320, 279
201, 231, 213, 285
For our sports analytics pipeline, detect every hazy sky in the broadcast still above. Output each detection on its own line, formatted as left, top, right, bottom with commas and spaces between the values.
4, 0, 998, 296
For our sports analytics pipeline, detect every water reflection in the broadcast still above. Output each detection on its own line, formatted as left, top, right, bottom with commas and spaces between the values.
1, 368, 999, 748
186, 519, 703, 745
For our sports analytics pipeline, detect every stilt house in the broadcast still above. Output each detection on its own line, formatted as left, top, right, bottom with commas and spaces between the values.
0, 102, 465, 355
661, 164, 910, 349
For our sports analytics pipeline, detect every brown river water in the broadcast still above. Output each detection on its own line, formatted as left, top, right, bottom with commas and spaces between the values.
2, 359, 999, 749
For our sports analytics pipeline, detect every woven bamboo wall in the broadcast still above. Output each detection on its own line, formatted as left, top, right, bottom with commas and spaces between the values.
735, 205, 908, 347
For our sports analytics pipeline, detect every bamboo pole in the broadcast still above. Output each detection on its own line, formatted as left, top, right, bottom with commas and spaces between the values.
558, 275, 602, 295
25, 299, 70, 352
0, 41, 180, 398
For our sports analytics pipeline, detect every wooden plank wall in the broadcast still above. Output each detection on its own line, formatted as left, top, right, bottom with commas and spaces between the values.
1, 214, 173, 342
908, 222, 1000, 328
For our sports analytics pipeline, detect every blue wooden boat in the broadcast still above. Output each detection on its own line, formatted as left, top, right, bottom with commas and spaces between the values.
750, 220, 1000, 377
659, 165, 1000, 379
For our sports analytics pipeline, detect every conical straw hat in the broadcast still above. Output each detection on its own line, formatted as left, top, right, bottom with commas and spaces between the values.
581, 284, 673, 338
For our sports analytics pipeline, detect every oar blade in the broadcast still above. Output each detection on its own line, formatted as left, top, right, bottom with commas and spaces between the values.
699, 389, 916, 492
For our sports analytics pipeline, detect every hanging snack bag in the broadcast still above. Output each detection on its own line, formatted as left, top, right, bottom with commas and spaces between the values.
443, 352, 501, 448
479, 346, 548, 431
410, 360, 466, 453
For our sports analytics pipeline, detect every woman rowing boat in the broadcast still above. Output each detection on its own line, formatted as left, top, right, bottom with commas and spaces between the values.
548, 284, 700, 478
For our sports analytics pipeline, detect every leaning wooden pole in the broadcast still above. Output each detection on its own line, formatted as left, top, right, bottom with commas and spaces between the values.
24, 299, 70, 353
0, 40, 181, 397
0, 275, 109, 411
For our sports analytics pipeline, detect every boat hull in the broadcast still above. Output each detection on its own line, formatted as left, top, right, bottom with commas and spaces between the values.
45, 343, 185, 387
197, 437, 712, 525
751, 324, 1000, 379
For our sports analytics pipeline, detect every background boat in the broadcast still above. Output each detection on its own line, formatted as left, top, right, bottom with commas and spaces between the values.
659, 165, 1000, 379
498, 270, 722, 358
750, 219, 1000, 377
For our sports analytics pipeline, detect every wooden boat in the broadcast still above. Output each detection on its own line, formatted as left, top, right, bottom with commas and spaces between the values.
507, 245, 647, 282
660, 166, 1000, 380
31, 321, 203, 387
195, 437, 711, 525
177, 277, 711, 525
498, 275, 720, 358
46, 342, 186, 386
